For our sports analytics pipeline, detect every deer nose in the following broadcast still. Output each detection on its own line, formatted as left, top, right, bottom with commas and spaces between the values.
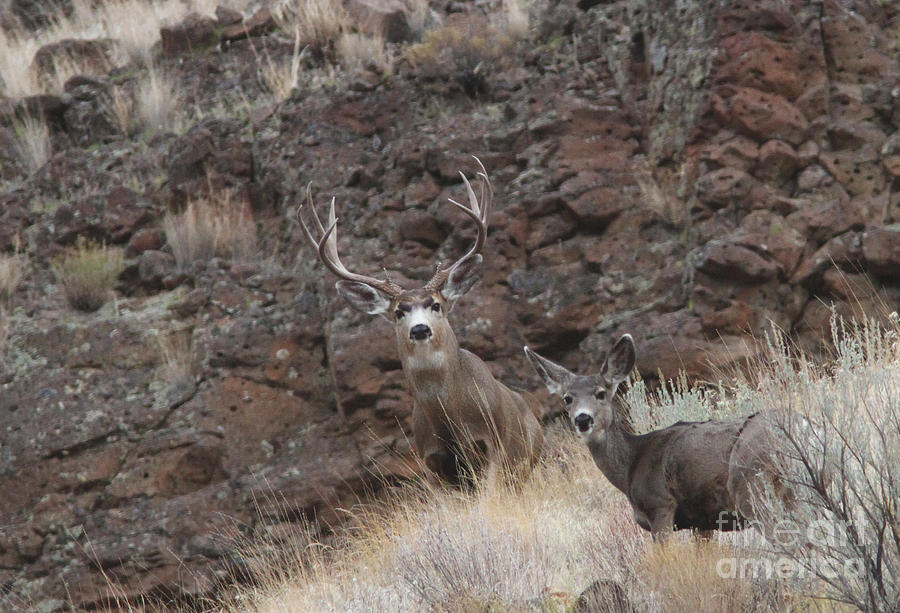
409, 324, 432, 341
573, 413, 594, 433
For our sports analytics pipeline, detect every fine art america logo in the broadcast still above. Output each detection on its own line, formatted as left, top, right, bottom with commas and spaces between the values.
714, 511, 871, 580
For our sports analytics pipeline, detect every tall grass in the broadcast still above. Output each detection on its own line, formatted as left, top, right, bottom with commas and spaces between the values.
222, 432, 808, 612
0, 0, 254, 98
12, 114, 52, 174
214, 312, 900, 612
272, 0, 348, 53
163, 195, 257, 270
137, 62, 182, 133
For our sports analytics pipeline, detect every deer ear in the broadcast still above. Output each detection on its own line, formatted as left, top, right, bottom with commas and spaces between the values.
335, 280, 391, 316
524, 346, 574, 395
601, 334, 636, 383
442, 254, 482, 306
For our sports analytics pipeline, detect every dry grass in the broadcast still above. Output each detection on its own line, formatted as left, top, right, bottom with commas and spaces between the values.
403, 0, 439, 40
496, 0, 531, 41
336, 32, 390, 74
0, 250, 26, 306
12, 114, 52, 174
207, 313, 900, 613
256, 27, 305, 101
163, 194, 257, 270
0, 0, 254, 98
220, 430, 810, 612
272, 0, 348, 53
155, 329, 197, 389
136, 62, 182, 133
51, 238, 124, 312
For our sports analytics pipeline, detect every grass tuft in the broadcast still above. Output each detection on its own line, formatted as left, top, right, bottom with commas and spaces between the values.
51, 238, 124, 312
12, 114, 52, 174
163, 194, 257, 270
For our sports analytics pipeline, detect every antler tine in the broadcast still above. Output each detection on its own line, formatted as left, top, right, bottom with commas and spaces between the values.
299, 186, 401, 296
426, 157, 492, 291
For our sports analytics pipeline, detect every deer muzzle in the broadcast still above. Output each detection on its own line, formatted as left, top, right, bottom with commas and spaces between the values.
409, 324, 433, 341
573, 412, 594, 433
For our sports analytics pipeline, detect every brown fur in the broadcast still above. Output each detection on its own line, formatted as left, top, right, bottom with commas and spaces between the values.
394, 289, 543, 486
526, 335, 780, 540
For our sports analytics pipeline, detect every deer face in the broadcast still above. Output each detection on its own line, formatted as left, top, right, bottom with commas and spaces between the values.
333, 255, 482, 364
525, 335, 635, 438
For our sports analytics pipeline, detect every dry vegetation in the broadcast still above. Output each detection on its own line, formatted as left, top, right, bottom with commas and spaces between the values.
208, 314, 899, 613
12, 113, 52, 174
0, 0, 253, 98
163, 194, 258, 270
51, 238, 125, 312
0, 249, 26, 306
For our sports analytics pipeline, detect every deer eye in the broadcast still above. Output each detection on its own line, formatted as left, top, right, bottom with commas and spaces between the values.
563, 395, 573, 405
594, 389, 607, 400
395, 309, 405, 320
431, 302, 441, 313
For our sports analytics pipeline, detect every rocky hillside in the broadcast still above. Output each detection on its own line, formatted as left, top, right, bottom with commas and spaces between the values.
0, 0, 898, 609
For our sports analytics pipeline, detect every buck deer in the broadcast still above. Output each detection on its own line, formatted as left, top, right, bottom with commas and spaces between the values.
525, 335, 782, 540
300, 160, 543, 486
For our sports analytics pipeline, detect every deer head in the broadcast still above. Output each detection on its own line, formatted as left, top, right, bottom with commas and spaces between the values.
299, 159, 492, 366
524, 335, 635, 437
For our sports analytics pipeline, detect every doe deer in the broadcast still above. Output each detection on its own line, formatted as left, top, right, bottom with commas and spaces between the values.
300, 160, 543, 486
525, 334, 781, 540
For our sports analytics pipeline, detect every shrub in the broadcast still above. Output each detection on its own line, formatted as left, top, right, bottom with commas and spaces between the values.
51, 239, 124, 312
745, 314, 900, 613
404, 17, 515, 97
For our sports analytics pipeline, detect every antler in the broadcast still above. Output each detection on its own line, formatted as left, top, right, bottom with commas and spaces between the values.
425, 157, 492, 291
299, 184, 402, 297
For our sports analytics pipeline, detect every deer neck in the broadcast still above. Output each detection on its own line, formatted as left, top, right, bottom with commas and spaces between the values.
399, 333, 462, 402
586, 423, 638, 496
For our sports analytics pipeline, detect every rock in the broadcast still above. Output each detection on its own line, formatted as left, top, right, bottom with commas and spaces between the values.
160, 12, 219, 57
756, 140, 800, 184
819, 146, 885, 199
694, 167, 761, 209
791, 232, 863, 286
797, 164, 831, 191
785, 186, 861, 243
525, 214, 578, 250
732, 209, 807, 277
136, 250, 176, 291
15, 94, 68, 128
398, 208, 446, 247
126, 227, 165, 256
563, 187, 625, 230
31, 38, 118, 84
345, 0, 412, 43
715, 31, 821, 101
62, 77, 119, 146
713, 86, 808, 145
51, 188, 153, 246
700, 135, 759, 172
166, 118, 254, 207
575, 578, 635, 613
862, 225, 900, 280
215, 5, 243, 26
9, 0, 74, 30
696, 240, 779, 283
222, 7, 275, 41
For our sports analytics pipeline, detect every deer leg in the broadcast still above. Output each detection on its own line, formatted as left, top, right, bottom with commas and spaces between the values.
649, 508, 676, 543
